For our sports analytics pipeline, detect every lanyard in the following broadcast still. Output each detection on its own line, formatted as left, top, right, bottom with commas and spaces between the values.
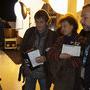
83, 45, 90, 65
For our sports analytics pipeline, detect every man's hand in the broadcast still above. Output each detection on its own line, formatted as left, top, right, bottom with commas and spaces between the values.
36, 56, 46, 63
59, 53, 72, 59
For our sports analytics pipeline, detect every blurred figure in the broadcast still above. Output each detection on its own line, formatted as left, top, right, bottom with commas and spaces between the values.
47, 15, 82, 90
0, 18, 11, 49
80, 4, 90, 90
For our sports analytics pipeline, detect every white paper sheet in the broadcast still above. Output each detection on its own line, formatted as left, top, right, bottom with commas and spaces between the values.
27, 50, 43, 67
61, 44, 81, 56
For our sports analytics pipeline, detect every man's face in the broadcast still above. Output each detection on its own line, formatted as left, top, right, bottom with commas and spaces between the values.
81, 7, 90, 31
35, 18, 47, 32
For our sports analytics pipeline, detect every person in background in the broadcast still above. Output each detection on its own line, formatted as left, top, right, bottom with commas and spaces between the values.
20, 9, 57, 90
0, 18, 11, 49
47, 15, 82, 90
80, 4, 90, 90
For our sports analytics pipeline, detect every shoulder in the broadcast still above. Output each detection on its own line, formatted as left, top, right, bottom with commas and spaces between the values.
54, 36, 64, 46
79, 29, 85, 36
48, 29, 54, 33
48, 29, 58, 37
56, 36, 64, 42
24, 27, 36, 35
26, 27, 36, 33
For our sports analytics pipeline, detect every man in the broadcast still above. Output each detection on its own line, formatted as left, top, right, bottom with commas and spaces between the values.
80, 4, 90, 90
20, 9, 57, 90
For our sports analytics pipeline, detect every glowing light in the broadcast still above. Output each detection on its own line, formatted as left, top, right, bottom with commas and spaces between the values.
77, 0, 84, 12
20, 0, 30, 8
14, 1, 23, 20
49, 0, 68, 14
14, 0, 44, 38
29, 0, 44, 26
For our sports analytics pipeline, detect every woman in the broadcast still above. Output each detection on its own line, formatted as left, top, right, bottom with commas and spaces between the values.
47, 15, 82, 90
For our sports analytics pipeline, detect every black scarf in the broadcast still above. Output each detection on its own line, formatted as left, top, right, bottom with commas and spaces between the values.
63, 34, 78, 45
34, 29, 48, 55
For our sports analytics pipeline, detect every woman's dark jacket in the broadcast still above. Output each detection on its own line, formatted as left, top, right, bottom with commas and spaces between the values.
47, 34, 82, 80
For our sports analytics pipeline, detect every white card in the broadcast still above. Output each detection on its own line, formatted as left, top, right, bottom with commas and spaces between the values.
61, 44, 81, 56
27, 49, 43, 67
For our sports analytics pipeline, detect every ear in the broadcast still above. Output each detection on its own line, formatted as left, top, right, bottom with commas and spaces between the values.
47, 18, 50, 25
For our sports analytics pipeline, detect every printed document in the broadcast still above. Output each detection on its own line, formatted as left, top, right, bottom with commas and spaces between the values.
27, 50, 43, 67
61, 44, 81, 56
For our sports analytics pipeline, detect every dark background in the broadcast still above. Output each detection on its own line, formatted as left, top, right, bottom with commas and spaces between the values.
0, 0, 17, 21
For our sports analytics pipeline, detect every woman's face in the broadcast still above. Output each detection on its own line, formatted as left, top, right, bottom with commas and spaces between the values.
61, 21, 73, 36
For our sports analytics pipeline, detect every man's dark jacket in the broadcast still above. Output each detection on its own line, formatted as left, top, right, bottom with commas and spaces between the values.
20, 27, 57, 79
79, 30, 90, 87
20, 27, 57, 54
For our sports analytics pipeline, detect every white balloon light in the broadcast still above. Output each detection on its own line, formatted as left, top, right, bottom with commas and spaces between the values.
49, 0, 68, 14
14, 0, 45, 37
14, 1, 23, 20
76, 0, 84, 12
49, 0, 84, 14
20, 0, 30, 8
29, 0, 44, 26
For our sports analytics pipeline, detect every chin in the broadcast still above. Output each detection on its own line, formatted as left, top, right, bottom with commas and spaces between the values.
37, 27, 41, 30
38, 29, 43, 32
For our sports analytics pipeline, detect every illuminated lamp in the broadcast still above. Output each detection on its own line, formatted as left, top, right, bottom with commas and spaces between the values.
14, 1, 28, 20
76, 0, 84, 12
49, 0, 68, 14
49, 0, 84, 14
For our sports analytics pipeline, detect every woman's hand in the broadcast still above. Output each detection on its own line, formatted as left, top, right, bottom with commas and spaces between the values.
36, 56, 46, 63
59, 53, 72, 59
